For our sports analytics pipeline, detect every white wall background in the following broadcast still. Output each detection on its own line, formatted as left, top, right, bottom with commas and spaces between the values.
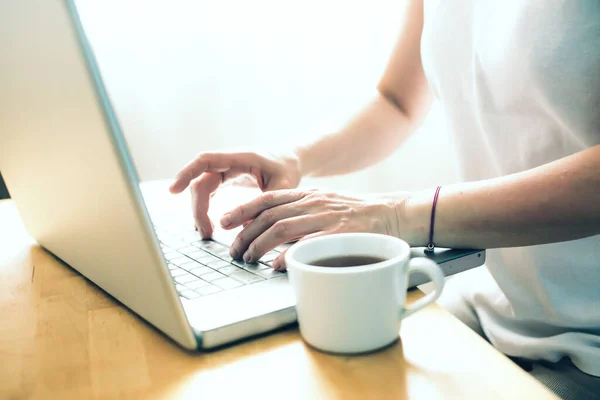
76, 0, 458, 193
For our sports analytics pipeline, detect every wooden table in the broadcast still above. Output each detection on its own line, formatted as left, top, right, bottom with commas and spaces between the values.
0, 200, 557, 399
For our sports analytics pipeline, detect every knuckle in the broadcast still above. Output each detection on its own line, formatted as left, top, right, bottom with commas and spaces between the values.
259, 209, 276, 226
273, 221, 288, 238
339, 211, 351, 226
190, 179, 202, 190
312, 195, 326, 205
193, 152, 209, 166
301, 199, 315, 209
303, 192, 316, 200
261, 192, 275, 207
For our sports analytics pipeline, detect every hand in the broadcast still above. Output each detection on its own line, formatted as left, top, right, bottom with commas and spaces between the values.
220, 189, 407, 270
169, 150, 302, 238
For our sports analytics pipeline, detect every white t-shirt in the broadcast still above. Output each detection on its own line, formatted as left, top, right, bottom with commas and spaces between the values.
421, 1, 600, 376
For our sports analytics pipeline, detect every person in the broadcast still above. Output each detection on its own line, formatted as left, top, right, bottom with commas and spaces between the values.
170, 1, 600, 397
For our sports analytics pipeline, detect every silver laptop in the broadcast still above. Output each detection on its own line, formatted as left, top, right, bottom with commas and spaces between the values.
0, 0, 485, 350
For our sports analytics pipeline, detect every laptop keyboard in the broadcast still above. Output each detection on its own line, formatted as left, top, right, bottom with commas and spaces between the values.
156, 229, 285, 300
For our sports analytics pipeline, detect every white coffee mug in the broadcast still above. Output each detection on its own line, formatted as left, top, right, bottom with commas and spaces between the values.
285, 233, 445, 354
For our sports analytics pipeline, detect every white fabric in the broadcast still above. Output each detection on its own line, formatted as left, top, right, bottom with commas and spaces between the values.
421, 0, 600, 376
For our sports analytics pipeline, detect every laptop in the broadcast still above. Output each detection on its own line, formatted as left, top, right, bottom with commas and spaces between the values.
0, 0, 486, 350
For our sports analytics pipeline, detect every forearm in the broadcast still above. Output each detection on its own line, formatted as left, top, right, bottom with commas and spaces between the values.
401, 145, 600, 248
295, 92, 428, 178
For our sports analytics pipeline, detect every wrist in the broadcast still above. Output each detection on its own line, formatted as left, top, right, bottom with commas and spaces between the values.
396, 189, 437, 247
281, 150, 303, 188
293, 145, 311, 178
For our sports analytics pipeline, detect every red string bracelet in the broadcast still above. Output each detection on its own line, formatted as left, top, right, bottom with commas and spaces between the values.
425, 186, 442, 254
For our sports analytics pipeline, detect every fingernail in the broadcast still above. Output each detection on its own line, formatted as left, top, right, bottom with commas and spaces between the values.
221, 213, 231, 228
230, 246, 239, 259
200, 228, 207, 238
243, 252, 251, 262
272, 259, 281, 270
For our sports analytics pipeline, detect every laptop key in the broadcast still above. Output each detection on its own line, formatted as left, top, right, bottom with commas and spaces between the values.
164, 252, 183, 261
177, 246, 200, 255
169, 256, 194, 267
186, 251, 213, 261
181, 233, 202, 243
193, 241, 221, 250
205, 259, 231, 270
178, 261, 203, 271
186, 279, 210, 289
201, 271, 226, 282
195, 243, 230, 257
217, 254, 237, 263
174, 274, 200, 284
211, 247, 232, 258
260, 251, 280, 263
217, 266, 242, 275
255, 268, 286, 280
196, 284, 222, 296
180, 290, 201, 300
189, 266, 214, 277
236, 261, 269, 272
229, 270, 264, 284
231, 259, 252, 267
212, 277, 244, 290
170, 268, 188, 277
175, 284, 188, 293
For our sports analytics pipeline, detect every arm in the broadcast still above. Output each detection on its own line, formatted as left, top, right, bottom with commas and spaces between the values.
171, 0, 430, 239
401, 145, 600, 248
220, 145, 600, 267
296, 0, 431, 177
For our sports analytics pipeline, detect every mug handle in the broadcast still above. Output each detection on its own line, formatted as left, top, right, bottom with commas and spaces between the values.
400, 257, 445, 319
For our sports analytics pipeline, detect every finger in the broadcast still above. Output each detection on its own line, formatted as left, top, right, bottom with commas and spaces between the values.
169, 152, 260, 194
229, 202, 304, 259
272, 248, 289, 271
272, 231, 330, 271
190, 167, 254, 237
220, 190, 306, 229
190, 172, 222, 238
264, 177, 293, 191
242, 213, 337, 262
222, 174, 260, 189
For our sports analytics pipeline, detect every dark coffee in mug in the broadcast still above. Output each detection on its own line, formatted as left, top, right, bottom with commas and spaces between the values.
309, 255, 387, 268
